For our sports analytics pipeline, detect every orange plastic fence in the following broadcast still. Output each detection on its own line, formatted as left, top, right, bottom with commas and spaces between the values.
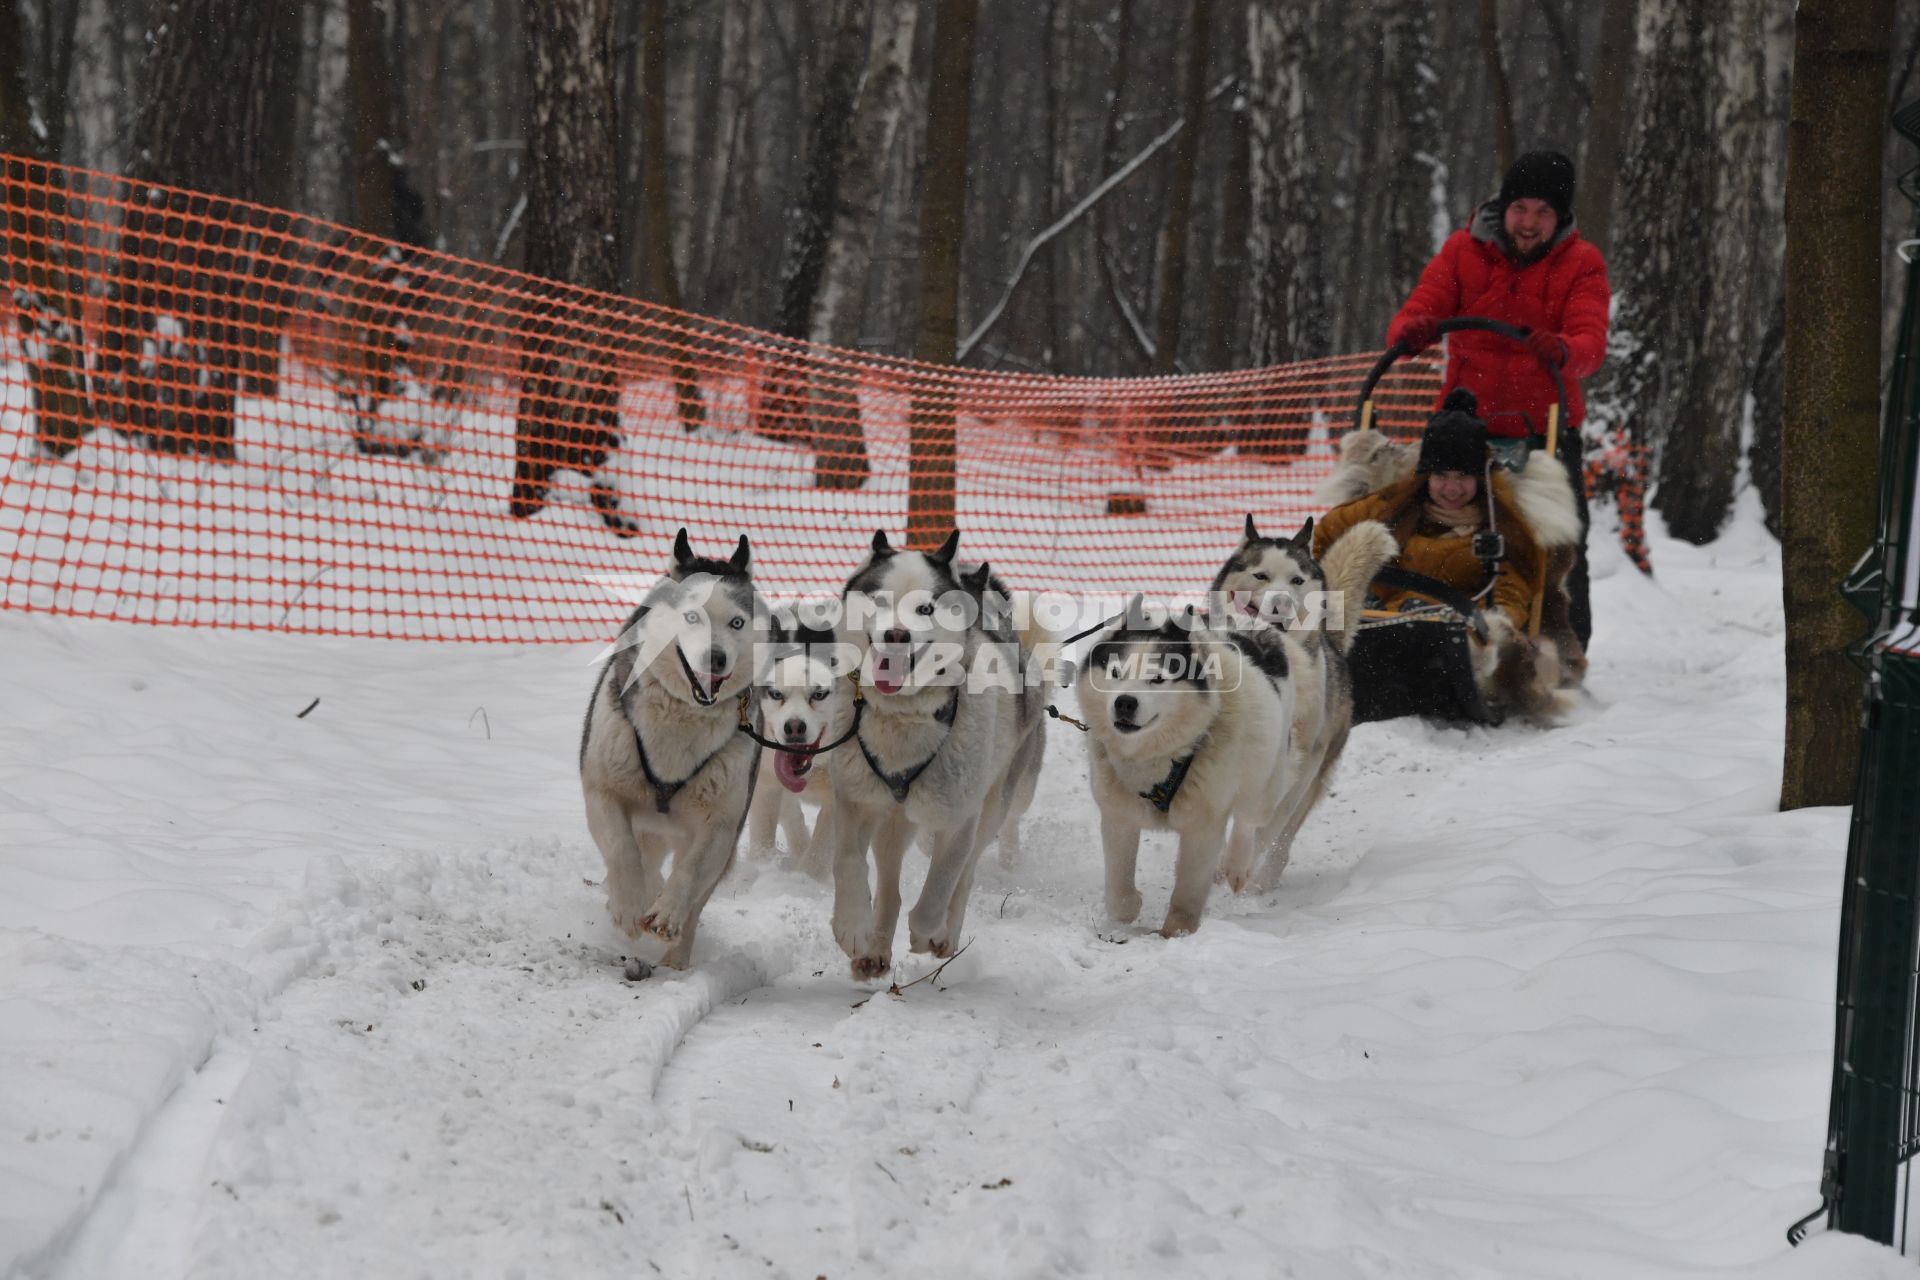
4, 154, 1577, 644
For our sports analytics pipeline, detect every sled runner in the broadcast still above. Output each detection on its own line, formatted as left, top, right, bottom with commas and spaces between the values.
1342, 317, 1580, 727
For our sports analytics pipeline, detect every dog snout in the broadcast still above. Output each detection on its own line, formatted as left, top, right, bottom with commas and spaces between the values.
882, 627, 912, 646
1113, 693, 1139, 721
707, 646, 731, 675
783, 716, 809, 741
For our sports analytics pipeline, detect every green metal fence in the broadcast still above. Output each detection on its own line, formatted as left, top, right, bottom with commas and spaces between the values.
1802, 96, 1920, 1252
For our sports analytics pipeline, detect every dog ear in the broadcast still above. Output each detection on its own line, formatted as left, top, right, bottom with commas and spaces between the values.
673, 527, 694, 567
871, 529, 894, 558
931, 528, 961, 565
1293, 516, 1314, 549
1123, 591, 1149, 629
964, 561, 993, 594
1244, 514, 1260, 543
730, 535, 751, 573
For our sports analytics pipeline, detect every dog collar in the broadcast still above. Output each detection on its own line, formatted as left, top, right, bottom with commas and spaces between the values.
858, 686, 960, 804
1139, 751, 1197, 814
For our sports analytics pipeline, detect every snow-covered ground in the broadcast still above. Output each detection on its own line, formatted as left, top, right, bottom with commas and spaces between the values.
2, 479, 1897, 1278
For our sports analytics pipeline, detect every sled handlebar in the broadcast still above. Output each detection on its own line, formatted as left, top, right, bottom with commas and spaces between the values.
1351, 317, 1570, 438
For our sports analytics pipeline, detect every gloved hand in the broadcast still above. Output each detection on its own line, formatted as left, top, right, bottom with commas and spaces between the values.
1525, 328, 1570, 369
1397, 315, 1441, 355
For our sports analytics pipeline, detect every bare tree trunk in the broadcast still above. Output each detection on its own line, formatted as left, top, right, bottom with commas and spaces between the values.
103, 0, 296, 459
513, 0, 635, 535
908, 0, 980, 548
346, 0, 396, 238
1478, 0, 1518, 173
1749, 291, 1785, 537
639, 0, 683, 310
810, 0, 918, 351
1, 0, 31, 153
775, 0, 867, 340
1246, 0, 1327, 366
1581, 0, 1638, 255
1595, 0, 1711, 463
1781, 0, 1892, 810
1384, 0, 1444, 295
1150, 0, 1213, 375
1201, 80, 1251, 373
1043, 0, 1077, 368
1652, 0, 1768, 544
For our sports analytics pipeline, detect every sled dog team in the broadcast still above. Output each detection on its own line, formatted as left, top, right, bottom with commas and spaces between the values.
579, 514, 1402, 980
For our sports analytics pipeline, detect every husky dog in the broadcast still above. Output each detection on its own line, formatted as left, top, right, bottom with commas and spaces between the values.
825, 529, 1051, 979
1208, 514, 1398, 891
1075, 608, 1296, 937
745, 622, 859, 879
578, 529, 769, 970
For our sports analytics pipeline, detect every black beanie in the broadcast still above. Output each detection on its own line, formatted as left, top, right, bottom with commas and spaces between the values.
1498, 150, 1577, 223
1416, 389, 1490, 475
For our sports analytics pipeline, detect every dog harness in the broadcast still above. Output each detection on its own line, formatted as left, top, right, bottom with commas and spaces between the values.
627, 692, 750, 815
858, 687, 960, 803
1139, 751, 1198, 815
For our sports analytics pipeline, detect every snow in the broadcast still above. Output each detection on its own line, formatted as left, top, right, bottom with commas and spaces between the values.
0, 413, 1888, 1273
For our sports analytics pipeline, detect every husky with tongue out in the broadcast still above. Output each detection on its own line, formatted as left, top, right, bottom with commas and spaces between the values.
824, 528, 1052, 981
579, 529, 770, 971
745, 620, 858, 877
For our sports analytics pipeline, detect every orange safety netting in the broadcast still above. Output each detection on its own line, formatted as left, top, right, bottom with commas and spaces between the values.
1, 155, 1457, 643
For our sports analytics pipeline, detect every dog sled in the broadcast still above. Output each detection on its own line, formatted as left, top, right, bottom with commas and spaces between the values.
1340, 317, 1584, 727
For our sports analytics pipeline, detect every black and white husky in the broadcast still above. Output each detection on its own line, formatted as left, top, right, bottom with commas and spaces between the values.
824, 529, 1051, 979
1074, 607, 1296, 937
578, 529, 770, 970
1208, 515, 1398, 891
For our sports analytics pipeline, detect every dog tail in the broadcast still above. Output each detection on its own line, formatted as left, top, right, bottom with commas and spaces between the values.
1319, 519, 1398, 656
1313, 430, 1415, 510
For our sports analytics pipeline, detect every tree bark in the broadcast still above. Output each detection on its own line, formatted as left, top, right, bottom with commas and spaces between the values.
775, 0, 867, 341
102, 0, 296, 458
1749, 290, 1785, 537
638, 0, 683, 310
513, 0, 634, 533
810, 0, 918, 351
1651, 0, 1768, 545
1201, 79, 1251, 374
1780, 0, 1892, 810
1384, 0, 1444, 299
1246, 0, 1327, 366
1581, 0, 1638, 255
0, 0, 32, 155
1477, 0, 1518, 174
346, 0, 396, 239
1149, 0, 1213, 375
1596, 0, 1711, 463
908, 0, 980, 548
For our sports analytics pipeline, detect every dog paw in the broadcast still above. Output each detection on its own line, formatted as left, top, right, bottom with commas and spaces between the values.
1159, 908, 1201, 939
1106, 889, 1143, 924
908, 928, 955, 959
607, 897, 649, 939
849, 954, 891, 982
638, 910, 683, 942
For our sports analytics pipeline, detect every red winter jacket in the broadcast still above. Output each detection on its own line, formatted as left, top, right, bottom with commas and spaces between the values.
1386, 202, 1611, 438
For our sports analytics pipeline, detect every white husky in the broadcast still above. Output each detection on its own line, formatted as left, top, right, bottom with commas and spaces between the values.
1074, 607, 1296, 937
578, 530, 769, 971
1208, 515, 1398, 891
825, 529, 1051, 979
745, 626, 859, 878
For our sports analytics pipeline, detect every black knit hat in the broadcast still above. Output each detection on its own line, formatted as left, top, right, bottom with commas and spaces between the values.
1416, 389, 1490, 475
1498, 150, 1577, 223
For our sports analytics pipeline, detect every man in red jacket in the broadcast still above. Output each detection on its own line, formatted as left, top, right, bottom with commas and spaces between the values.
1387, 149, 1609, 650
